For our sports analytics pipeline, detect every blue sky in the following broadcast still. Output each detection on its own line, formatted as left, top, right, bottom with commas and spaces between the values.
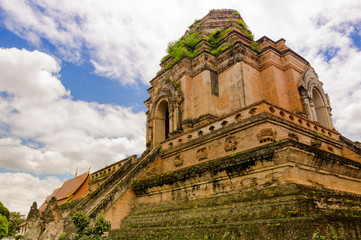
0, 27, 149, 110
0, 0, 361, 214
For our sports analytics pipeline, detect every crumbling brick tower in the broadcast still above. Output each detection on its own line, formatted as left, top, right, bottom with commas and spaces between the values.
26, 9, 361, 240
110, 9, 361, 239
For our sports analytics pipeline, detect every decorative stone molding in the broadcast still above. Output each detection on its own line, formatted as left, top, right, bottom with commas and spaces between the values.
224, 136, 238, 152
310, 138, 322, 149
148, 81, 184, 148
298, 68, 333, 129
196, 147, 208, 161
24, 202, 42, 240
256, 128, 277, 143
145, 168, 160, 177
288, 132, 299, 141
150, 81, 183, 118
174, 154, 184, 167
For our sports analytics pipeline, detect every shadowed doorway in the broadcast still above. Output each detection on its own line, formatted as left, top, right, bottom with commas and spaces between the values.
154, 100, 170, 145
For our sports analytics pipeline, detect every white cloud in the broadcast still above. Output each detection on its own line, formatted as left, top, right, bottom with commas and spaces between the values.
0, 48, 146, 174
0, 0, 361, 215
0, 172, 62, 215
0, 0, 198, 84
1, 1, 361, 141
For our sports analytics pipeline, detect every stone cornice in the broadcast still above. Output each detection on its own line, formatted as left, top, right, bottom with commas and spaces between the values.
161, 101, 339, 153
133, 139, 361, 196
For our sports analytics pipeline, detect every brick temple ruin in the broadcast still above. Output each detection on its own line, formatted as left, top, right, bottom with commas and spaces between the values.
24, 9, 361, 240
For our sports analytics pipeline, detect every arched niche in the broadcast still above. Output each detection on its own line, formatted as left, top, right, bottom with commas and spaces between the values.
147, 80, 184, 148
154, 100, 170, 145
298, 68, 334, 129
312, 88, 329, 127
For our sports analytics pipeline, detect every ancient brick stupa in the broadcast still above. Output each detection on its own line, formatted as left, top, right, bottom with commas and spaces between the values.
25, 9, 361, 240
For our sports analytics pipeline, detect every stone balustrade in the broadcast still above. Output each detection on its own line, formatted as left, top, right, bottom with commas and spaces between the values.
161, 100, 339, 151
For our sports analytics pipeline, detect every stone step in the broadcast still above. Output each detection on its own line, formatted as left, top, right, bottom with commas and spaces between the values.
111, 183, 361, 240
63, 145, 161, 239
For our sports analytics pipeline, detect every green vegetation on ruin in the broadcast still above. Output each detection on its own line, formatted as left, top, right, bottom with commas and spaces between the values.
208, 28, 234, 57
111, 182, 361, 240
59, 198, 85, 210
71, 211, 111, 240
160, 30, 202, 72
235, 19, 260, 52
158, 11, 261, 76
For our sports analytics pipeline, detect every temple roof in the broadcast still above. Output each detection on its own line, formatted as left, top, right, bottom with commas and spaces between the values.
38, 172, 90, 212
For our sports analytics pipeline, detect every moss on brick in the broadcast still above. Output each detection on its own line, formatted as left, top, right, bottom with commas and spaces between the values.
111, 183, 361, 239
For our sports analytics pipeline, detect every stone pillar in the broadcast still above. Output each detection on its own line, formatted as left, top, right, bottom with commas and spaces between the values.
301, 95, 313, 121
309, 99, 317, 122
169, 105, 174, 134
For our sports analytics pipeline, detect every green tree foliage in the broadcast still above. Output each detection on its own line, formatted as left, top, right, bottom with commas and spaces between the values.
72, 211, 90, 235
72, 211, 111, 240
0, 201, 10, 238
92, 214, 111, 237
8, 212, 25, 236
0, 202, 10, 221
0, 214, 8, 238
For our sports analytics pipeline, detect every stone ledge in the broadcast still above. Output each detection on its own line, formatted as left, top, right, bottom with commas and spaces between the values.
113, 183, 361, 240
133, 139, 361, 196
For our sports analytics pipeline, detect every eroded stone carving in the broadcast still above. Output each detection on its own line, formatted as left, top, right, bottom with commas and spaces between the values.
24, 202, 42, 240
146, 80, 184, 148
174, 154, 184, 166
146, 167, 160, 177
288, 132, 299, 141
256, 128, 277, 143
298, 68, 333, 129
224, 136, 238, 152
196, 147, 208, 161
311, 138, 322, 149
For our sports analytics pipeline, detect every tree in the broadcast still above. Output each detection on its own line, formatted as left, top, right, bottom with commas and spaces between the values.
0, 201, 10, 238
72, 211, 90, 236
8, 212, 25, 236
0, 214, 8, 238
0, 202, 10, 221
92, 214, 111, 237
71, 211, 111, 240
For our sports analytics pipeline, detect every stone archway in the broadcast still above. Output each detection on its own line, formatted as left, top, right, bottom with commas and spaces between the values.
154, 100, 170, 145
298, 68, 334, 129
146, 80, 184, 149
312, 88, 330, 128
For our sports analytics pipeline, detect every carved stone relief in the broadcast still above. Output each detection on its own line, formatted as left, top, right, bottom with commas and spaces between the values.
298, 68, 333, 129
224, 136, 238, 152
196, 147, 208, 161
173, 154, 184, 167
256, 128, 277, 143
288, 132, 299, 141
146, 168, 160, 177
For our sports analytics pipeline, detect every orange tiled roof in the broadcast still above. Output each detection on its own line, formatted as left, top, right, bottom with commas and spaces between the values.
69, 175, 90, 201
39, 172, 90, 212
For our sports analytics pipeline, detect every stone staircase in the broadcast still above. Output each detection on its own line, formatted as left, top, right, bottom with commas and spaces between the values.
63, 145, 161, 239
110, 183, 361, 240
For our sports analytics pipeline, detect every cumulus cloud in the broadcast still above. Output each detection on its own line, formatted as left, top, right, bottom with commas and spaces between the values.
0, 48, 146, 174
0, 172, 62, 214
0, 0, 361, 215
0, 0, 200, 84
1, 0, 361, 140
